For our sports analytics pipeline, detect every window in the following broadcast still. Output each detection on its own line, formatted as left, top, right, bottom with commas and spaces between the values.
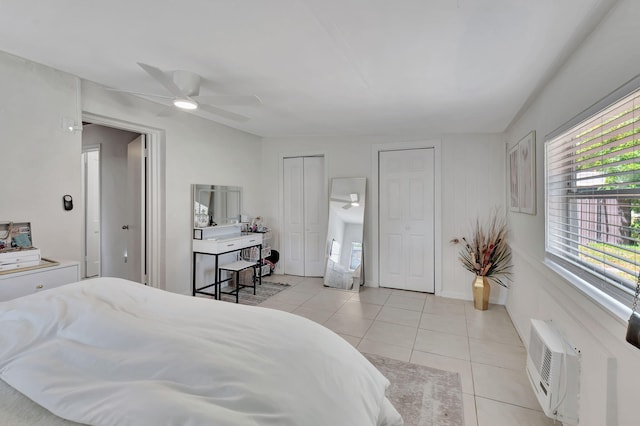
545, 82, 640, 306
349, 242, 362, 271
329, 239, 341, 263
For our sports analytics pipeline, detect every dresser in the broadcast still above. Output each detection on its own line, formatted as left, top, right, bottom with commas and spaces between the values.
0, 261, 80, 301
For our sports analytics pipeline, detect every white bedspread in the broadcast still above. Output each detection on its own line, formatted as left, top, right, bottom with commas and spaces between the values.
0, 278, 402, 425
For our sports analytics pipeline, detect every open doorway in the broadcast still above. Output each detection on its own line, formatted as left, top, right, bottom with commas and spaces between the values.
81, 123, 146, 283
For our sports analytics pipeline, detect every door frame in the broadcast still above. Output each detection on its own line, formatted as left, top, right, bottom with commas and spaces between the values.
277, 151, 328, 275
371, 140, 442, 293
82, 112, 165, 289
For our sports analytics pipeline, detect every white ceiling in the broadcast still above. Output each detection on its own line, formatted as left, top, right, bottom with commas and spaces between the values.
330, 200, 365, 225
0, 0, 615, 138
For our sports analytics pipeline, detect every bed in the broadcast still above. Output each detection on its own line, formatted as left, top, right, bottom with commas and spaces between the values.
0, 277, 403, 425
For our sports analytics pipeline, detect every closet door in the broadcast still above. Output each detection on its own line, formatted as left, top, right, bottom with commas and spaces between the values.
379, 148, 435, 292
303, 156, 325, 276
284, 157, 305, 276
283, 156, 326, 277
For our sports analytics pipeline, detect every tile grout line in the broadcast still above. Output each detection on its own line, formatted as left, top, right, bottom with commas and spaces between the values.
275, 277, 544, 425
465, 303, 480, 426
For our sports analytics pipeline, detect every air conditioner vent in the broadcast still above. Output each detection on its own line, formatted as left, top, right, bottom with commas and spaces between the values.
541, 347, 552, 383
526, 319, 579, 425
528, 323, 553, 385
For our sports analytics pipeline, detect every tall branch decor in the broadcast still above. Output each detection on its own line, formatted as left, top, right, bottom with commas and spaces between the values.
459, 212, 513, 310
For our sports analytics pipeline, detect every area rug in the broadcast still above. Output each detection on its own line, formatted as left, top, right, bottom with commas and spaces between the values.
365, 353, 465, 426
219, 280, 290, 306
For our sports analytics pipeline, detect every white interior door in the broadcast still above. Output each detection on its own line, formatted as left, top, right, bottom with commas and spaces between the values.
284, 157, 305, 276
283, 156, 326, 276
303, 156, 326, 276
83, 148, 101, 277
379, 148, 435, 292
126, 135, 145, 283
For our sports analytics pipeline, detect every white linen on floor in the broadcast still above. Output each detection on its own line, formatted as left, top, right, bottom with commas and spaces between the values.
0, 277, 402, 426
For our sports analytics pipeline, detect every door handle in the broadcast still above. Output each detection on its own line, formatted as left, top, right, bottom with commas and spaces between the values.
122, 225, 129, 230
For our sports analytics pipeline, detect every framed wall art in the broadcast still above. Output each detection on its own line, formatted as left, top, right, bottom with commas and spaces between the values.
508, 142, 520, 212
507, 131, 536, 214
517, 131, 536, 215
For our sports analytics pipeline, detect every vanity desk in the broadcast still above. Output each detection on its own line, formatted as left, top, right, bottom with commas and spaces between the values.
192, 224, 262, 303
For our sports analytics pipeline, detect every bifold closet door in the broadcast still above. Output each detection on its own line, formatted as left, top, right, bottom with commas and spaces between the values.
379, 148, 435, 293
283, 156, 326, 276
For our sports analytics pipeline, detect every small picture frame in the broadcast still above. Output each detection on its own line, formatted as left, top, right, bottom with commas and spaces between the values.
518, 131, 536, 215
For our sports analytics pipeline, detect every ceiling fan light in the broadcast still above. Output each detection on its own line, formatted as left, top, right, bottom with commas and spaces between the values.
173, 98, 198, 110
350, 193, 359, 206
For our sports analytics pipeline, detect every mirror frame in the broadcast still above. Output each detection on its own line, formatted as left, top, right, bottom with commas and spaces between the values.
324, 177, 366, 292
192, 184, 242, 227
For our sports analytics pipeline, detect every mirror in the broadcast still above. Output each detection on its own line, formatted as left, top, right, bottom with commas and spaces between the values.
324, 177, 366, 291
192, 184, 242, 227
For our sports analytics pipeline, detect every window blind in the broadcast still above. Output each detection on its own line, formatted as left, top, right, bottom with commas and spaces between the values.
545, 88, 640, 306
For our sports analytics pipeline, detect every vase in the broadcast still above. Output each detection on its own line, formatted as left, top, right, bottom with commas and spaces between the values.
472, 275, 490, 311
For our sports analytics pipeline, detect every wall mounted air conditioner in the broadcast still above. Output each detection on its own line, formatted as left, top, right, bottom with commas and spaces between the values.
526, 319, 580, 425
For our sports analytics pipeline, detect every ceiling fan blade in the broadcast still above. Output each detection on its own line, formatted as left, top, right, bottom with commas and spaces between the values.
105, 87, 174, 100
199, 103, 250, 122
342, 203, 352, 209
190, 95, 262, 106
137, 62, 185, 98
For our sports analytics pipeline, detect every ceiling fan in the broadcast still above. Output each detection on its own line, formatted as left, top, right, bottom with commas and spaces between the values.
330, 193, 360, 209
109, 62, 261, 122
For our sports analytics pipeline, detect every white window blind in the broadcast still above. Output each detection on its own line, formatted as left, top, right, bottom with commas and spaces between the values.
545, 87, 640, 306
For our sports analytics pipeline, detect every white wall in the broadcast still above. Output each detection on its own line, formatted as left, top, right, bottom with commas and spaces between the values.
0, 52, 82, 261
261, 134, 505, 301
440, 134, 507, 302
327, 214, 346, 263
504, 0, 640, 424
0, 49, 263, 296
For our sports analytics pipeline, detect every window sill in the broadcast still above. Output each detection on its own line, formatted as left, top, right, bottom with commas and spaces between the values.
543, 258, 631, 325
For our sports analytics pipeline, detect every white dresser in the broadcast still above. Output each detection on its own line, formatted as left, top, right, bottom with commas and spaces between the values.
0, 261, 80, 302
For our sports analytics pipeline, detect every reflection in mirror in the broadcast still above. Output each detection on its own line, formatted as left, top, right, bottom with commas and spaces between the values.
324, 177, 366, 291
192, 184, 242, 227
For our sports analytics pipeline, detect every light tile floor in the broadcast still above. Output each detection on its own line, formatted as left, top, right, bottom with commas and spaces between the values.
259, 275, 555, 426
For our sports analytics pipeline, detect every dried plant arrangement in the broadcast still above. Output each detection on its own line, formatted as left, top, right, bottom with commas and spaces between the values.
459, 212, 513, 288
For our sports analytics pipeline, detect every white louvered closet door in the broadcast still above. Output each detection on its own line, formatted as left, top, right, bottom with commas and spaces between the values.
379, 148, 435, 292
283, 156, 326, 277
